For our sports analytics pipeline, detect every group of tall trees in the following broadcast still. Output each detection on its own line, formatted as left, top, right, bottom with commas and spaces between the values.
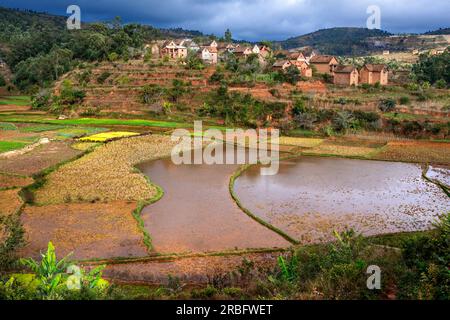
412, 49, 450, 86
0, 8, 182, 91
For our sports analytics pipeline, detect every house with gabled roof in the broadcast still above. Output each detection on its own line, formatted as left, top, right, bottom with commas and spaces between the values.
360, 64, 389, 85
289, 52, 306, 62
234, 46, 253, 58
199, 46, 218, 64
310, 55, 339, 75
258, 45, 272, 58
161, 40, 188, 59
333, 65, 359, 86
178, 39, 200, 52
272, 60, 292, 71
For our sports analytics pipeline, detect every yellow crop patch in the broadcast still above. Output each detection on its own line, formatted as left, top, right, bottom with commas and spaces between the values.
79, 131, 140, 142
278, 137, 324, 148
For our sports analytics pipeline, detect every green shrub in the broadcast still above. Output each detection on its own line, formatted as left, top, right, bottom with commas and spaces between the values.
0, 242, 109, 300
209, 71, 224, 84
399, 96, 411, 105
435, 79, 447, 89
0, 215, 25, 272
378, 98, 397, 112
399, 214, 449, 299
0, 74, 6, 87
97, 71, 111, 84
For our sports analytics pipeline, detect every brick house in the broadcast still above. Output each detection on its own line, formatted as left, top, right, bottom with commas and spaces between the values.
293, 61, 313, 78
199, 46, 218, 64
289, 52, 306, 62
161, 40, 188, 59
272, 60, 292, 71
234, 46, 253, 58
333, 65, 359, 86
259, 45, 272, 58
179, 39, 200, 52
359, 64, 389, 85
310, 55, 338, 75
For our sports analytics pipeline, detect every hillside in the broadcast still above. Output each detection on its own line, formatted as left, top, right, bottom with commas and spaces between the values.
277, 27, 450, 55
277, 27, 392, 55
425, 27, 450, 35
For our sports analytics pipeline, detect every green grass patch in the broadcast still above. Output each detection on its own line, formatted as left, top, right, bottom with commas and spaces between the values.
286, 129, 320, 138
55, 127, 109, 140
0, 115, 192, 129
0, 122, 18, 130
0, 96, 31, 106
383, 112, 425, 121
20, 124, 68, 133
0, 141, 29, 153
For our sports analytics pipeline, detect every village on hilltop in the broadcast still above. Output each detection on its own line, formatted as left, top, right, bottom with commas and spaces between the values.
144, 38, 401, 86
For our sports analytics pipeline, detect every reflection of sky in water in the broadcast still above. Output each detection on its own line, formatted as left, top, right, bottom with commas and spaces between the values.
235, 157, 449, 242
427, 166, 450, 186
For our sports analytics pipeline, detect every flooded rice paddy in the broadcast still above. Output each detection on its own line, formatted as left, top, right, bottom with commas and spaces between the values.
235, 157, 449, 243
137, 147, 291, 254
139, 149, 449, 252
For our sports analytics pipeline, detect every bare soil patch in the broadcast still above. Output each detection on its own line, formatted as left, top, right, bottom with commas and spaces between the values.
373, 141, 450, 164
0, 141, 81, 176
20, 201, 148, 260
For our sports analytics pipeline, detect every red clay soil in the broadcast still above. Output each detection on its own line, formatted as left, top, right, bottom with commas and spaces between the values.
0, 141, 81, 176
20, 201, 148, 261
100, 252, 281, 285
296, 81, 327, 92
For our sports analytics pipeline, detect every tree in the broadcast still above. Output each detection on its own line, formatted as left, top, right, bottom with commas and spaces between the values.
0, 74, 6, 87
412, 51, 450, 84
224, 29, 232, 43
333, 110, 354, 133
284, 65, 301, 85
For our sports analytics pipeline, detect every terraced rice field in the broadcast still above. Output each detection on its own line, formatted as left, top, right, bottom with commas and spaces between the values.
234, 157, 449, 244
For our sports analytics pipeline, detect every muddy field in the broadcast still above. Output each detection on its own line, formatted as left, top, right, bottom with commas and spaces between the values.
20, 201, 148, 260
0, 141, 81, 176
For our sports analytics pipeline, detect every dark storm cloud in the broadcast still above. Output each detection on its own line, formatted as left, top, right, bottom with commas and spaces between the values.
0, 0, 448, 40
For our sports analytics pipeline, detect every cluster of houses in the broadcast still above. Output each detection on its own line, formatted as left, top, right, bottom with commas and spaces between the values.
272, 53, 389, 86
145, 39, 272, 65
145, 39, 389, 86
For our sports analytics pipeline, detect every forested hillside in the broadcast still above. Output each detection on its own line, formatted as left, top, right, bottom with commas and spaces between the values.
0, 7, 205, 91
277, 27, 392, 55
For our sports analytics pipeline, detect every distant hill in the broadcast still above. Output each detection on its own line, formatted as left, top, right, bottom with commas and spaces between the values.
424, 28, 450, 35
0, 6, 206, 43
276, 27, 392, 55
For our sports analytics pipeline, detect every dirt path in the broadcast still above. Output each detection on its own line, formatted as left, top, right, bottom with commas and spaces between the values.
100, 252, 281, 285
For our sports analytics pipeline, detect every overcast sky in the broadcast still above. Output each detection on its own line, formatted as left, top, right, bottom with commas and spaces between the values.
1, 0, 449, 40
